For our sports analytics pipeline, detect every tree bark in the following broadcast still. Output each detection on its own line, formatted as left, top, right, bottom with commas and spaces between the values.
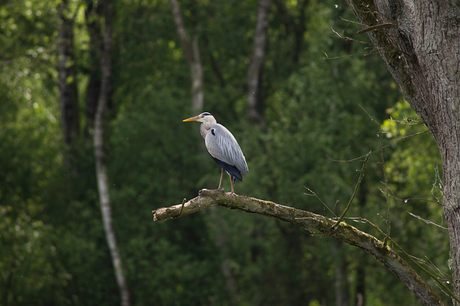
333, 240, 349, 306
203, 34, 226, 88
208, 208, 239, 305
58, 0, 79, 148
272, 0, 309, 64
247, 0, 271, 124
93, 1, 130, 306
344, 0, 460, 303
153, 189, 446, 306
355, 178, 367, 306
355, 263, 365, 306
168, 0, 203, 113
84, 0, 102, 136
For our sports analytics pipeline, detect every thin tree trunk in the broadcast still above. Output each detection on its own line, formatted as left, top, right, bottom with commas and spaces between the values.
84, 0, 102, 137
203, 34, 225, 88
247, 0, 270, 124
333, 240, 349, 306
355, 178, 367, 306
208, 208, 239, 305
333, 200, 350, 306
355, 264, 365, 306
292, 0, 309, 64
168, 0, 203, 113
345, 1, 460, 304
190, 35, 203, 113
272, 0, 309, 64
58, 0, 79, 155
93, 1, 130, 306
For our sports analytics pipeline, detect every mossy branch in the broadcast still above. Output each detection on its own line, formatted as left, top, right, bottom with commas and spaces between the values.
153, 189, 446, 306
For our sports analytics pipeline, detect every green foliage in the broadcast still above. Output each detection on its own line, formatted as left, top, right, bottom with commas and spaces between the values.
0, 209, 69, 305
0, 0, 450, 305
381, 101, 448, 292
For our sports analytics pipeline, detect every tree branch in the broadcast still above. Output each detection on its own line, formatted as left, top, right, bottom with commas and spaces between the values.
153, 189, 445, 306
357, 21, 397, 34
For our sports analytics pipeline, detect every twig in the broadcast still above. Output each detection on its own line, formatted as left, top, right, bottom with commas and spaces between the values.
304, 187, 336, 216
357, 21, 398, 34
360, 104, 392, 245
406, 211, 447, 230
331, 27, 370, 44
178, 198, 186, 217
344, 217, 457, 303
379, 187, 439, 204
322, 48, 375, 60
332, 151, 372, 230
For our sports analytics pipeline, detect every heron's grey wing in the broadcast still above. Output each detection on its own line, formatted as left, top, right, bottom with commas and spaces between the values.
205, 124, 249, 174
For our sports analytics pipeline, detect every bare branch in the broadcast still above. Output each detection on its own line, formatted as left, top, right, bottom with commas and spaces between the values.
360, 104, 392, 245
332, 151, 371, 229
304, 187, 336, 216
153, 189, 446, 306
406, 211, 448, 230
357, 21, 398, 34
331, 27, 369, 44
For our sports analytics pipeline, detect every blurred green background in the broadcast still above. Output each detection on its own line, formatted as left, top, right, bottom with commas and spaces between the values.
0, 0, 448, 305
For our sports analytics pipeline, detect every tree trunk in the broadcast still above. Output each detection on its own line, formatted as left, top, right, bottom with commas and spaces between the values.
345, 0, 460, 303
333, 240, 349, 306
84, 0, 102, 137
355, 178, 367, 306
247, 0, 270, 124
208, 208, 239, 305
190, 35, 203, 113
58, 0, 79, 149
168, 0, 203, 113
203, 34, 226, 87
355, 264, 365, 306
272, 0, 309, 64
93, 1, 130, 306
333, 200, 350, 306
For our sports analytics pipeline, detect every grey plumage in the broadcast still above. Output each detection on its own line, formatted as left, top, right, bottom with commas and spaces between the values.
183, 112, 248, 193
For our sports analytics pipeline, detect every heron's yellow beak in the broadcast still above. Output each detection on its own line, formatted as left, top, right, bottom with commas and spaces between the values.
183, 115, 200, 122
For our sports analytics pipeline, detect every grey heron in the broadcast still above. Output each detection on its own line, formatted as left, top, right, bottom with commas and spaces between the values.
183, 112, 248, 194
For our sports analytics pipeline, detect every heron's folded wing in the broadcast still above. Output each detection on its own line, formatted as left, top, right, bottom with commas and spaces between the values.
205, 124, 248, 174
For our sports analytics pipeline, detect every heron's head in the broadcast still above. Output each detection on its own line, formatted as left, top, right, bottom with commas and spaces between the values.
183, 112, 215, 123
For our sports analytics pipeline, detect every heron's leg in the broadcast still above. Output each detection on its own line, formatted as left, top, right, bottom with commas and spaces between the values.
228, 173, 235, 194
218, 168, 224, 190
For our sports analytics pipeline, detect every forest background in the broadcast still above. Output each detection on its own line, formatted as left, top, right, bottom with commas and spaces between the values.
0, 0, 448, 305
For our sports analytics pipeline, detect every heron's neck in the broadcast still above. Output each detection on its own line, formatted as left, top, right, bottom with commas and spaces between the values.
200, 121, 214, 139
